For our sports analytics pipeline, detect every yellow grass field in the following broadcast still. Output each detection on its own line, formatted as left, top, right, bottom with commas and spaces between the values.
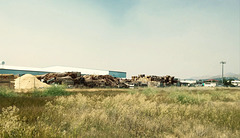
0, 87, 240, 137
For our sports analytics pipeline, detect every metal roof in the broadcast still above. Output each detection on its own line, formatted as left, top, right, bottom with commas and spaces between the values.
0, 65, 110, 75
0, 65, 50, 72
42, 66, 109, 75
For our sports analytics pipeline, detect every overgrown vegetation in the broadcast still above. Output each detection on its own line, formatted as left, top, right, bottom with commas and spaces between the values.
0, 87, 240, 137
33, 85, 70, 97
0, 87, 18, 97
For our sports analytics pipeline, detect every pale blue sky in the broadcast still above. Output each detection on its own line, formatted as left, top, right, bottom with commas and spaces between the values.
0, 0, 239, 78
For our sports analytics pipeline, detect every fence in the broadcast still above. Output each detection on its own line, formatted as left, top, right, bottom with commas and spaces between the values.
0, 74, 15, 89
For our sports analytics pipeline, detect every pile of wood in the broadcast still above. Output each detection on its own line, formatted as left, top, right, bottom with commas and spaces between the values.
37, 72, 129, 88
36, 72, 179, 88
0, 74, 15, 89
37, 72, 81, 86
82, 75, 128, 88
131, 74, 179, 87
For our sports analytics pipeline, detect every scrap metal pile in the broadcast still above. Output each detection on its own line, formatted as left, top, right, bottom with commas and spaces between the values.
36, 72, 129, 88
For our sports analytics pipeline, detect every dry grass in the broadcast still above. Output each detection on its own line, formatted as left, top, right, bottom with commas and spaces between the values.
0, 87, 240, 137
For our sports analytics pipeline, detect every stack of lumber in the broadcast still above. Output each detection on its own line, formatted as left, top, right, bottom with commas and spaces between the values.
0, 74, 15, 89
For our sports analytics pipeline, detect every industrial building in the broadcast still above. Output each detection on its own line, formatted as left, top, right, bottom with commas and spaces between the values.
0, 65, 126, 78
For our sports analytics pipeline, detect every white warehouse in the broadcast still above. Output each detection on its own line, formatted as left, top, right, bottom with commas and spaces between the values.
0, 65, 126, 78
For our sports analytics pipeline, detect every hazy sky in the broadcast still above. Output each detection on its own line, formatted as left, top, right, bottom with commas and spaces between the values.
0, 0, 239, 78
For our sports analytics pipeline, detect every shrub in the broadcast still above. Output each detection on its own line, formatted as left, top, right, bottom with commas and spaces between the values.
130, 88, 159, 95
177, 94, 198, 104
169, 92, 205, 104
0, 106, 37, 137
33, 85, 70, 97
32, 89, 43, 97
210, 91, 236, 102
0, 87, 18, 97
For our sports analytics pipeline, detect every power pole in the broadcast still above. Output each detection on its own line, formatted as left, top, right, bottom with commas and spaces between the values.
220, 61, 226, 85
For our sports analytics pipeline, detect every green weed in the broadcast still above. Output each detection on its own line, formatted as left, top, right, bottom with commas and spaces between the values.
0, 87, 18, 97
33, 85, 70, 97
130, 87, 159, 95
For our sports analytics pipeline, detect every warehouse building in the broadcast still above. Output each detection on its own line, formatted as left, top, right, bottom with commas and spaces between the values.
0, 65, 126, 78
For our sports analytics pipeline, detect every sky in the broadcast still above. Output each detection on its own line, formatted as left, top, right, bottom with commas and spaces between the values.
0, 0, 239, 78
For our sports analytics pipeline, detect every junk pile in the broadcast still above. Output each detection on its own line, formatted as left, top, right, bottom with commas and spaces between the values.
36, 72, 81, 86
15, 74, 49, 90
131, 74, 180, 87
0, 74, 15, 89
36, 72, 180, 88
82, 75, 128, 88
37, 72, 129, 88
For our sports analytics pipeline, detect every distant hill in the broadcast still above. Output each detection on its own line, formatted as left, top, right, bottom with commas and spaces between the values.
189, 73, 240, 80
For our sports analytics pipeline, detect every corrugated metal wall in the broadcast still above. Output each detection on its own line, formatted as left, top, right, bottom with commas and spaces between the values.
0, 69, 127, 78
0, 69, 51, 75
109, 71, 126, 78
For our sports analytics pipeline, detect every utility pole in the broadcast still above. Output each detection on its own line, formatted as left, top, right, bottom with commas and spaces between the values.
220, 61, 226, 85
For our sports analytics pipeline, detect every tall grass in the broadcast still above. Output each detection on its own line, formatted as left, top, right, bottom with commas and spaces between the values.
33, 85, 70, 97
0, 87, 240, 137
0, 87, 18, 97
